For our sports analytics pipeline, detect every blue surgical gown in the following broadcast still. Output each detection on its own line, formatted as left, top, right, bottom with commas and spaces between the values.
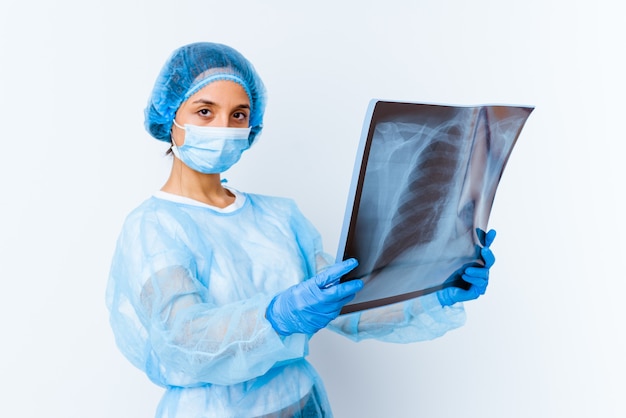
106, 189, 466, 417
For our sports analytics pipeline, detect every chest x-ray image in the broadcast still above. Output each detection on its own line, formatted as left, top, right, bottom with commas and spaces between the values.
337, 100, 533, 314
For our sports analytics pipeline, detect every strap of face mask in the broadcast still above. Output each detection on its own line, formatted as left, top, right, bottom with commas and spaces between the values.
172, 119, 185, 130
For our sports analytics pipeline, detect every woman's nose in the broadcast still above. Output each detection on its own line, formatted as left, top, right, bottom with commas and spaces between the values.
212, 112, 230, 127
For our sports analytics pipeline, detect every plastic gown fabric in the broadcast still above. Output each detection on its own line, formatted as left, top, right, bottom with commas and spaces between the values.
106, 190, 466, 417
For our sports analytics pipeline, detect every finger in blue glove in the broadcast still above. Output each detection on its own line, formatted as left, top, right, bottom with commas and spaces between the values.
476, 228, 496, 248
481, 246, 496, 268
437, 229, 497, 307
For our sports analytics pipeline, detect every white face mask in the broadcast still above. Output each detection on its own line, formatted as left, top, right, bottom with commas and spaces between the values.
171, 120, 252, 174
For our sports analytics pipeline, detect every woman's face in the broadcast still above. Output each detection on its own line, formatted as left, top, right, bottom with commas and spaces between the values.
172, 80, 251, 146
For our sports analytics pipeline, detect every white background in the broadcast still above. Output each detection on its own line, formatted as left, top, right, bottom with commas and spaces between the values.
1, 1, 624, 417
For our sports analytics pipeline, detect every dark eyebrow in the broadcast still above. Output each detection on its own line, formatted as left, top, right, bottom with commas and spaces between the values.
191, 99, 250, 110
191, 99, 216, 105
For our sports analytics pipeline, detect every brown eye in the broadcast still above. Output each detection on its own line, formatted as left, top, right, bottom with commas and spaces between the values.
233, 112, 249, 122
198, 109, 212, 117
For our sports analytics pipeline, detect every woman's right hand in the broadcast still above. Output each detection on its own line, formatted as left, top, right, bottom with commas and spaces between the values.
266, 259, 363, 336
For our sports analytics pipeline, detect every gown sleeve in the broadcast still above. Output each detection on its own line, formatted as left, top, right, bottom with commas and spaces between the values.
327, 293, 466, 343
106, 204, 307, 388
313, 252, 467, 343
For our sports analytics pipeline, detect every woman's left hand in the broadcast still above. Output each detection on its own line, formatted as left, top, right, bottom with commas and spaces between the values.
437, 229, 496, 307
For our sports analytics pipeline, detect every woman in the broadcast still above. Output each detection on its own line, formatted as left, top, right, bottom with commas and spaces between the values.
106, 42, 495, 418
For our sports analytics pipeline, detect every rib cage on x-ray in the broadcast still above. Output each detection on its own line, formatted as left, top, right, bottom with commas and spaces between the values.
338, 101, 533, 314
373, 122, 466, 276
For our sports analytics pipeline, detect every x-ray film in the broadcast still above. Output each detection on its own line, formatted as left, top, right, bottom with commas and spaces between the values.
337, 100, 533, 314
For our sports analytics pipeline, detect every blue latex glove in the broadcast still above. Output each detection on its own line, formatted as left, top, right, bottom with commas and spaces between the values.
266, 258, 363, 336
437, 229, 496, 307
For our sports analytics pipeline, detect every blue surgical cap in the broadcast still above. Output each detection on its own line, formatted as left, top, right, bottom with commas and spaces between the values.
144, 42, 267, 144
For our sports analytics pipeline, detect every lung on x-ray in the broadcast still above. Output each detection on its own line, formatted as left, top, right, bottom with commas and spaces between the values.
336, 100, 533, 314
